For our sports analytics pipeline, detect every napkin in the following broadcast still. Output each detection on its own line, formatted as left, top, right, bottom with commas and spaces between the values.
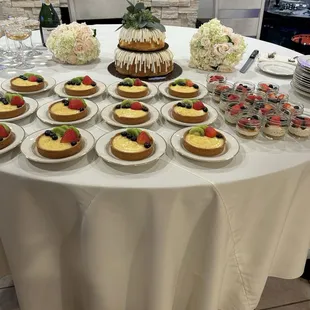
258, 53, 297, 65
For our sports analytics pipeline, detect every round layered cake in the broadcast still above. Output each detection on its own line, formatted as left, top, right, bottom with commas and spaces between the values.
115, 1, 174, 78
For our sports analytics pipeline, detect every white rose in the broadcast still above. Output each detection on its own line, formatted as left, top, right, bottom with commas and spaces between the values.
213, 43, 231, 57
200, 37, 211, 48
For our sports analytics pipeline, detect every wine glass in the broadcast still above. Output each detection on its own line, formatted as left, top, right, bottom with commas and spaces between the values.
5, 26, 34, 69
24, 19, 43, 56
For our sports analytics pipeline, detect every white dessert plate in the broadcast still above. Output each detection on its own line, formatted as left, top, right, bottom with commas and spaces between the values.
291, 81, 310, 98
54, 80, 106, 99
257, 61, 295, 77
20, 128, 95, 164
107, 81, 157, 101
158, 81, 208, 100
95, 129, 167, 166
0, 123, 25, 155
36, 98, 98, 125
170, 127, 240, 163
161, 101, 218, 127
101, 102, 159, 128
1, 76, 56, 95
1, 97, 38, 122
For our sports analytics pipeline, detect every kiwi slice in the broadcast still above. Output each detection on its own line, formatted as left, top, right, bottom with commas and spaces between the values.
175, 78, 186, 84
121, 99, 133, 106
71, 77, 82, 84
189, 127, 204, 136
198, 125, 208, 130
0, 123, 10, 133
69, 126, 80, 136
5, 93, 14, 101
52, 127, 67, 137
182, 99, 193, 105
126, 128, 141, 137
123, 78, 134, 86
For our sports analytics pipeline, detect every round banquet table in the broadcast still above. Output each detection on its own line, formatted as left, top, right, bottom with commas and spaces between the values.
0, 25, 310, 310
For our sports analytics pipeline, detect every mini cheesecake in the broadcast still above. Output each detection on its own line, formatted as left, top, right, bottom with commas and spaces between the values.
183, 125, 226, 157
49, 98, 88, 122
113, 100, 149, 125
169, 79, 199, 98
36, 125, 82, 159
172, 99, 208, 123
10, 73, 45, 92
64, 75, 97, 96
116, 78, 149, 98
110, 128, 154, 161
0, 93, 27, 119
0, 123, 14, 150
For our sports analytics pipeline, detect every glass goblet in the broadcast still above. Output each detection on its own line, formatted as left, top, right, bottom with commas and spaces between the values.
24, 19, 43, 56
5, 27, 34, 70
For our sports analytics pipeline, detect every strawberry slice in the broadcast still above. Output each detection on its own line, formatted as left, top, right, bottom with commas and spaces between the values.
204, 127, 217, 138
270, 115, 281, 125
304, 118, 310, 126
186, 80, 194, 87
10, 96, 24, 106
68, 99, 85, 110
193, 101, 204, 110
82, 75, 93, 85
282, 103, 291, 109
134, 78, 143, 86
28, 75, 37, 82
230, 105, 241, 115
130, 102, 143, 110
61, 129, 79, 143
137, 131, 151, 145
228, 94, 239, 101
0, 124, 9, 138
292, 118, 302, 127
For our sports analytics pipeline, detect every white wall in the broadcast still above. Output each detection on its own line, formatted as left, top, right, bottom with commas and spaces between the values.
198, 0, 214, 19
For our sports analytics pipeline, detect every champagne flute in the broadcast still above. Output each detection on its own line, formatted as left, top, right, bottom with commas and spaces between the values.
5, 27, 34, 69
24, 19, 43, 56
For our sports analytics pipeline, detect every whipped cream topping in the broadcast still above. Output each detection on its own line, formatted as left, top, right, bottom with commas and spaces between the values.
119, 28, 165, 43
115, 47, 173, 73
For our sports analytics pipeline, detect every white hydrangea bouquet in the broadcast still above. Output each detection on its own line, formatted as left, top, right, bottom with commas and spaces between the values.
46, 22, 100, 65
189, 19, 246, 72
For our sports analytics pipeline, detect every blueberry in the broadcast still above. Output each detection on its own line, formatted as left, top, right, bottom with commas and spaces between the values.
123, 104, 131, 109
0, 137, 3, 142
131, 136, 137, 141
177, 102, 182, 107
193, 84, 199, 89
127, 134, 132, 140
67, 81, 72, 85
71, 141, 77, 146
144, 142, 151, 148
17, 105, 22, 108
180, 103, 186, 108
269, 84, 274, 88
44, 130, 52, 136
21, 76, 28, 80
62, 99, 69, 103
186, 104, 191, 109
203, 107, 208, 112
216, 133, 223, 139
79, 108, 84, 112
2, 99, 8, 105
252, 115, 259, 120
121, 131, 127, 137
142, 106, 149, 112
294, 106, 300, 109
171, 83, 177, 86
292, 124, 297, 128
301, 126, 307, 130
297, 116, 304, 120
122, 82, 130, 87
241, 106, 246, 110
76, 82, 81, 86
37, 78, 43, 83
179, 82, 186, 86
115, 104, 121, 109
62, 99, 69, 106
265, 124, 269, 128
19, 75, 24, 79
52, 135, 58, 140
91, 82, 97, 87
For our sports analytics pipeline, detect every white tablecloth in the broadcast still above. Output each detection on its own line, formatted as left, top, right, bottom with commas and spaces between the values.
0, 25, 309, 310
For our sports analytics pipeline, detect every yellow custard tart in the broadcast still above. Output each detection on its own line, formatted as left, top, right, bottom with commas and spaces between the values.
169, 78, 199, 98
0, 93, 26, 119
117, 78, 149, 98
0, 123, 14, 150
172, 99, 208, 123
64, 75, 98, 96
10, 73, 45, 92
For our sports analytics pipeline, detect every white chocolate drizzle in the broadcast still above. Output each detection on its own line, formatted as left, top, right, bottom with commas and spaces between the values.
115, 47, 174, 73
119, 28, 166, 43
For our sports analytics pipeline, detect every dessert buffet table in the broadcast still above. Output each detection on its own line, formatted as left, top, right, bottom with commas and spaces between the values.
0, 25, 310, 310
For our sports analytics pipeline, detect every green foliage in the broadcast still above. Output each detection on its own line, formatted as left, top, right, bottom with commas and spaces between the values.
116, 0, 165, 32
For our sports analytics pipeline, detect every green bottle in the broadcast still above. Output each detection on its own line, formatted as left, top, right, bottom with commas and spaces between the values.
39, 0, 60, 46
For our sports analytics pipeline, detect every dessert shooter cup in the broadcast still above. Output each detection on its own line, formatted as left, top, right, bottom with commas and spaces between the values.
224, 101, 249, 125
262, 111, 290, 140
233, 81, 255, 99
280, 101, 304, 116
245, 91, 266, 106
253, 102, 277, 117
236, 112, 262, 139
288, 113, 310, 139
212, 81, 234, 103
219, 91, 241, 112
257, 81, 279, 94
267, 91, 288, 104
206, 73, 226, 93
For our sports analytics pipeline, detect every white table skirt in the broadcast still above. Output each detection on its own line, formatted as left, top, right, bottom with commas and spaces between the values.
0, 25, 309, 310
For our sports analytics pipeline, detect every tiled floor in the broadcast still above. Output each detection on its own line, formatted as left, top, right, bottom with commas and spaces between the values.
0, 277, 309, 310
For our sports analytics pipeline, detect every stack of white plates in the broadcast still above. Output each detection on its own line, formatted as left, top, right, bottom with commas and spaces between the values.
291, 55, 310, 98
